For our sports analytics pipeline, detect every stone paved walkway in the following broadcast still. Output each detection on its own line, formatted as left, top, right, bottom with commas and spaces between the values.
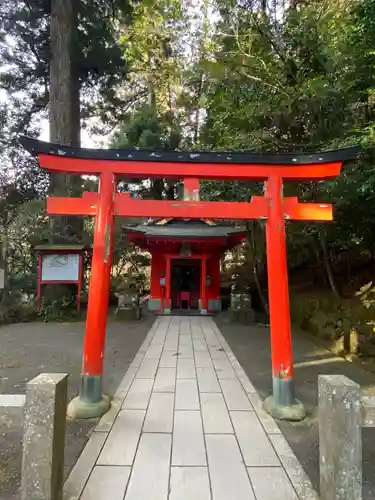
63, 316, 318, 500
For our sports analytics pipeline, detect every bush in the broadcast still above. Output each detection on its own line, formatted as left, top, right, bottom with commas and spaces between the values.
0, 292, 39, 325
38, 296, 82, 322
0, 292, 83, 325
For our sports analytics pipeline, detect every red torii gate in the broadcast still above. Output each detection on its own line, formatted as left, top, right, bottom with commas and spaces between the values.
21, 137, 359, 421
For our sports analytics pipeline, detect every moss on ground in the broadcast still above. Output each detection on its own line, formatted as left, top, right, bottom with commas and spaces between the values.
290, 290, 375, 358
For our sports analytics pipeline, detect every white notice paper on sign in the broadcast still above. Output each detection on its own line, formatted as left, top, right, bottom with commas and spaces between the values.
41, 254, 79, 282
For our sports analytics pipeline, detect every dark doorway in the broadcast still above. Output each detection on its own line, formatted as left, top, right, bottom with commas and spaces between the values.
171, 259, 201, 310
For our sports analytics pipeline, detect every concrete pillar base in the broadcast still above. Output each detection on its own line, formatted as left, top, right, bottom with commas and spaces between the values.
263, 395, 306, 422
67, 394, 110, 419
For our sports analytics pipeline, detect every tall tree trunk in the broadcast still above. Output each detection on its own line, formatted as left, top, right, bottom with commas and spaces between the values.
193, 73, 204, 145
193, 0, 209, 146
372, 241, 375, 281
151, 179, 164, 200
147, 53, 157, 110
50, 0, 80, 147
246, 221, 269, 314
49, 0, 82, 242
320, 233, 341, 298
0, 228, 9, 304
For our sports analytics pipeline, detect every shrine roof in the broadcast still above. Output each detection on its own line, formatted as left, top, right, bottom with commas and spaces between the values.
123, 222, 246, 239
20, 136, 360, 166
35, 244, 87, 251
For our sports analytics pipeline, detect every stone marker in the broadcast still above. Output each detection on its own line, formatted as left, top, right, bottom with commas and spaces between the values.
318, 375, 362, 500
21, 373, 68, 500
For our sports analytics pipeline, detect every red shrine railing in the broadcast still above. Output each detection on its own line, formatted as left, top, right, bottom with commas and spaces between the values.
20, 136, 359, 421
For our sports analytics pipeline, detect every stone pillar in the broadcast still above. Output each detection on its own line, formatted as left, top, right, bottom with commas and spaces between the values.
21, 373, 68, 500
318, 375, 362, 500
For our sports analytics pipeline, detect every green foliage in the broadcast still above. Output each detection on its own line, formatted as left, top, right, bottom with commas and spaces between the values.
5, 199, 50, 280
120, 0, 184, 113
356, 281, 375, 309
0, 0, 135, 178
111, 106, 181, 150
4, 0, 375, 326
38, 297, 82, 322
0, 292, 39, 325
110, 105, 181, 199
192, 0, 375, 297
201, 1, 366, 152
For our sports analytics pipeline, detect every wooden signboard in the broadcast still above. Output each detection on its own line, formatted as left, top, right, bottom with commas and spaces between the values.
35, 245, 86, 312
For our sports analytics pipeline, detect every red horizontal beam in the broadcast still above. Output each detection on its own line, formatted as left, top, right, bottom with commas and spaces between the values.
48, 193, 268, 220
38, 154, 342, 181
47, 193, 333, 221
40, 280, 80, 284
283, 197, 333, 221
47, 196, 97, 216
114, 194, 268, 220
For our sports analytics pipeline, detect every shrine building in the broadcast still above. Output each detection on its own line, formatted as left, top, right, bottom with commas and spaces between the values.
124, 218, 245, 315
123, 179, 245, 314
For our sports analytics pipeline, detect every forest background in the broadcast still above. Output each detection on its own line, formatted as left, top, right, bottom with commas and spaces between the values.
1, 0, 375, 355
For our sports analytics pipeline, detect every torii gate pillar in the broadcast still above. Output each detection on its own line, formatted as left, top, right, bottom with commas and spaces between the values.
67, 172, 115, 418
263, 176, 304, 420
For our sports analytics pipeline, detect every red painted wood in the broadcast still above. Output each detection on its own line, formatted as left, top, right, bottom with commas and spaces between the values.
37, 254, 42, 311
83, 171, 115, 376
165, 255, 171, 310
114, 194, 268, 220
49, 194, 267, 219
47, 193, 333, 221
180, 291, 191, 309
40, 280, 80, 284
77, 254, 83, 313
150, 251, 164, 299
37, 249, 86, 254
207, 254, 221, 304
160, 286, 165, 312
47, 196, 97, 216
283, 197, 332, 220
37, 250, 84, 312
265, 176, 293, 380
163, 254, 204, 260
149, 252, 224, 311
38, 154, 343, 181
200, 254, 207, 311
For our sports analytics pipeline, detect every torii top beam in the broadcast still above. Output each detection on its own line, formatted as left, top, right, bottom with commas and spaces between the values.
20, 137, 360, 181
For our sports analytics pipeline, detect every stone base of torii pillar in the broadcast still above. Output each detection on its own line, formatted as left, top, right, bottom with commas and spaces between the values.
67, 394, 110, 419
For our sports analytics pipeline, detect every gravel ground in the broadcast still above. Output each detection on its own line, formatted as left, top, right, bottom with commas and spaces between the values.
0, 316, 154, 500
215, 314, 375, 500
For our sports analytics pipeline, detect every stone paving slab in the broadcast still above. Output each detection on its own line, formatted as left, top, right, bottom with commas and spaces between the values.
63, 316, 319, 500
